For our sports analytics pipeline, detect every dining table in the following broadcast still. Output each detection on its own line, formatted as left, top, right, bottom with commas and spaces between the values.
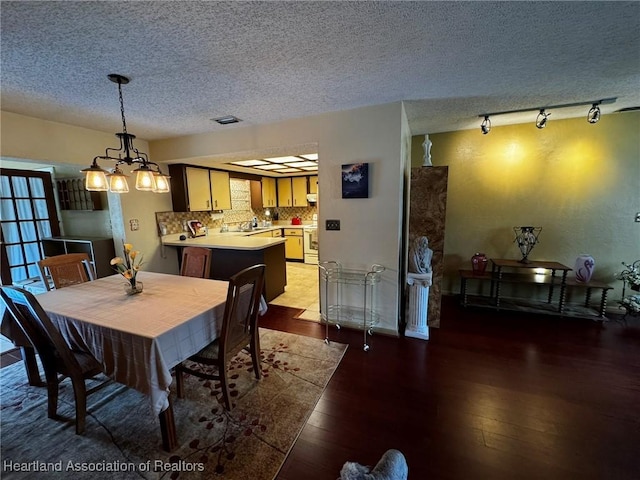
5, 271, 230, 451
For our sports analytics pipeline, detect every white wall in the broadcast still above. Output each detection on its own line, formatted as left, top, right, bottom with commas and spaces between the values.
2, 105, 409, 334
0, 111, 177, 275
150, 103, 407, 334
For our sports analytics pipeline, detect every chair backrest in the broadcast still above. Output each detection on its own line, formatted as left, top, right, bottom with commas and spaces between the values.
180, 247, 212, 278
37, 253, 94, 291
0, 286, 82, 374
219, 264, 266, 360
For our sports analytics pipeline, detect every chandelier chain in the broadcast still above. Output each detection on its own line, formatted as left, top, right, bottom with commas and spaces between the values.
117, 80, 128, 135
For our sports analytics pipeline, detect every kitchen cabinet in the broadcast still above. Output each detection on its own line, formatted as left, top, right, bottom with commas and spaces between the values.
309, 176, 318, 194
261, 177, 277, 207
284, 228, 304, 260
209, 170, 231, 210
42, 236, 116, 279
169, 165, 212, 212
277, 178, 292, 207
292, 177, 308, 207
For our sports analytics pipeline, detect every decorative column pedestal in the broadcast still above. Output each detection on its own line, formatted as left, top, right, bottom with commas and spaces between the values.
406, 272, 432, 340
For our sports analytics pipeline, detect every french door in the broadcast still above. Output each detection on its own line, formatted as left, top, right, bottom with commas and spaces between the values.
0, 168, 61, 284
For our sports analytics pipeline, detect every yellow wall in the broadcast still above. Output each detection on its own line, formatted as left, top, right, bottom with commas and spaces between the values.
413, 112, 640, 304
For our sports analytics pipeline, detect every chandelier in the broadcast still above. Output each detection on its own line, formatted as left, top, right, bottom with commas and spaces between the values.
83, 74, 170, 194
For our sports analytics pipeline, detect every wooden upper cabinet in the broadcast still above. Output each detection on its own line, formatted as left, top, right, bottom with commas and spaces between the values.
210, 170, 231, 210
309, 176, 318, 194
277, 178, 292, 207
169, 165, 212, 211
261, 177, 277, 207
292, 177, 308, 207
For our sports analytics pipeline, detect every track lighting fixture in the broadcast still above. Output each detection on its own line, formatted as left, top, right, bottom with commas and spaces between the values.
83, 74, 170, 194
478, 97, 616, 134
535, 109, 550, 129
480, 115, 491, 134
587, 103, 601, 123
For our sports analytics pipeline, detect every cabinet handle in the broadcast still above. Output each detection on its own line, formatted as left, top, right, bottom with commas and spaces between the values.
215, 200, 218, 208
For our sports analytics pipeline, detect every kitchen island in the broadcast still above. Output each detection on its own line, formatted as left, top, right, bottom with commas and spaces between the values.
162, 231, 286, 301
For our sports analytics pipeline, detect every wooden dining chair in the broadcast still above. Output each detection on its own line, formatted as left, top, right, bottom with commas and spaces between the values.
37, 253, 95, 291
0, 286, 110, 435
180, 246, 212, 278
175, 264, 266, 410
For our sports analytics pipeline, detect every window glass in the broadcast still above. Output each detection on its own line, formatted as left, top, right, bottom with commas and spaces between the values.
1, 169, 59, 285
34, 199, 49, 219
16, 200, 34, 220
11, 177, 29, 197
27, 263, 40, 278
10, 266, 26, 282
36, 220, 52, 238
0, 199, 16, 220
29, 177, 45, 197
6, 244, 24, 264
24, 242, 41, 263
0, 176, 11, 197
1, 222, 20, 243
19, 221, 36, 241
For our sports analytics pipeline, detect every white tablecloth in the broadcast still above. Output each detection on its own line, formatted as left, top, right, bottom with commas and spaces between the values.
36, 272, 229, 415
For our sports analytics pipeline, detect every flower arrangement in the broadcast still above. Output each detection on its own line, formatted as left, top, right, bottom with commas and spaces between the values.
110, 241, 144, 289
616, 260, 640, 290
617, 260, 640, 317
620, 294, 640, 315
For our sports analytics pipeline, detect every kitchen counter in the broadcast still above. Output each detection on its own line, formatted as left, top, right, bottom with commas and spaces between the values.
161, 231, 285, 250
161, 231, 287, 301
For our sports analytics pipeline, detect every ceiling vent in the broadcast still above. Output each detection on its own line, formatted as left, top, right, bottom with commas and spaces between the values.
212, 115, 241, 125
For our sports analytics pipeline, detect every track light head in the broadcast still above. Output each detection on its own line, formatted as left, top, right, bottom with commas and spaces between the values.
480, 115, 491, 134
535, 109, 550, 129
587, 103, 601, 124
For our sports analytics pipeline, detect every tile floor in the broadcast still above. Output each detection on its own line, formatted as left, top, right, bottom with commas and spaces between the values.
269, 262, 320, 321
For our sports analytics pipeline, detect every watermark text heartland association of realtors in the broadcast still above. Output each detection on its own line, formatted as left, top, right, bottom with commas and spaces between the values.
2, 459, 205, 473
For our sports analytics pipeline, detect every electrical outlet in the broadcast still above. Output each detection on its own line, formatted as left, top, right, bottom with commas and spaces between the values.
636, 212, 640, 222
326, 219, 340, 231
129, 219, 139, 231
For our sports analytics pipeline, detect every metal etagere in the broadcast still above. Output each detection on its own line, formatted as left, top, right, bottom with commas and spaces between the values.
319, 261, 385, 351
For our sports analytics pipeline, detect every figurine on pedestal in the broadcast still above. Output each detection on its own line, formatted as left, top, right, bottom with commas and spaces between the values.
422, 135, 433, 167
407, 236, 433, 340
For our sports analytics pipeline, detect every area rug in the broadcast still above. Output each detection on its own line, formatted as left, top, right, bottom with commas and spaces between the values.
0, 329, 347, 480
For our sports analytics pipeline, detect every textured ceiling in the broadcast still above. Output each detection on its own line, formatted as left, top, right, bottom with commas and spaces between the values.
1, 1, 639, 144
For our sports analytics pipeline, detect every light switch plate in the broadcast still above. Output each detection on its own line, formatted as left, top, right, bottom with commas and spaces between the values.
326, 219, 340, 231
129, 219, 139, 231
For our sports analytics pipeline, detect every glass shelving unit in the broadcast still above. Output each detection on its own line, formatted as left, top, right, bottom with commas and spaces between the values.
319, 261, 385, 351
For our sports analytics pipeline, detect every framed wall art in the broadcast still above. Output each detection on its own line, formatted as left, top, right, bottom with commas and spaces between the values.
341, 162, 369, 198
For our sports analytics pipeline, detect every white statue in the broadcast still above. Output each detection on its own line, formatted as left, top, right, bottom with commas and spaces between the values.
409, 236, 433, 274
422, 134, 433, 167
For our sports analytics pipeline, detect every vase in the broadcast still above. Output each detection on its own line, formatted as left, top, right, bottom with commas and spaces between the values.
574, 254, 595, 283
471, 253, 488, 275
513, 226, 542, 263
124, 281, 143, 295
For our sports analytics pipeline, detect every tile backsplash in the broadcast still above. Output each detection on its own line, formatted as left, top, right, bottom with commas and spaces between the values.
155, 179, 317, 235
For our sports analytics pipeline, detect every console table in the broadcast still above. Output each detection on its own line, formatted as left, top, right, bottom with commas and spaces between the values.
459, 258, 612, 320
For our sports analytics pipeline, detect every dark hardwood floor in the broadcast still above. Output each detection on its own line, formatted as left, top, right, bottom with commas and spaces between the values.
259, 298, 640, 480
2, 298, 638, 479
